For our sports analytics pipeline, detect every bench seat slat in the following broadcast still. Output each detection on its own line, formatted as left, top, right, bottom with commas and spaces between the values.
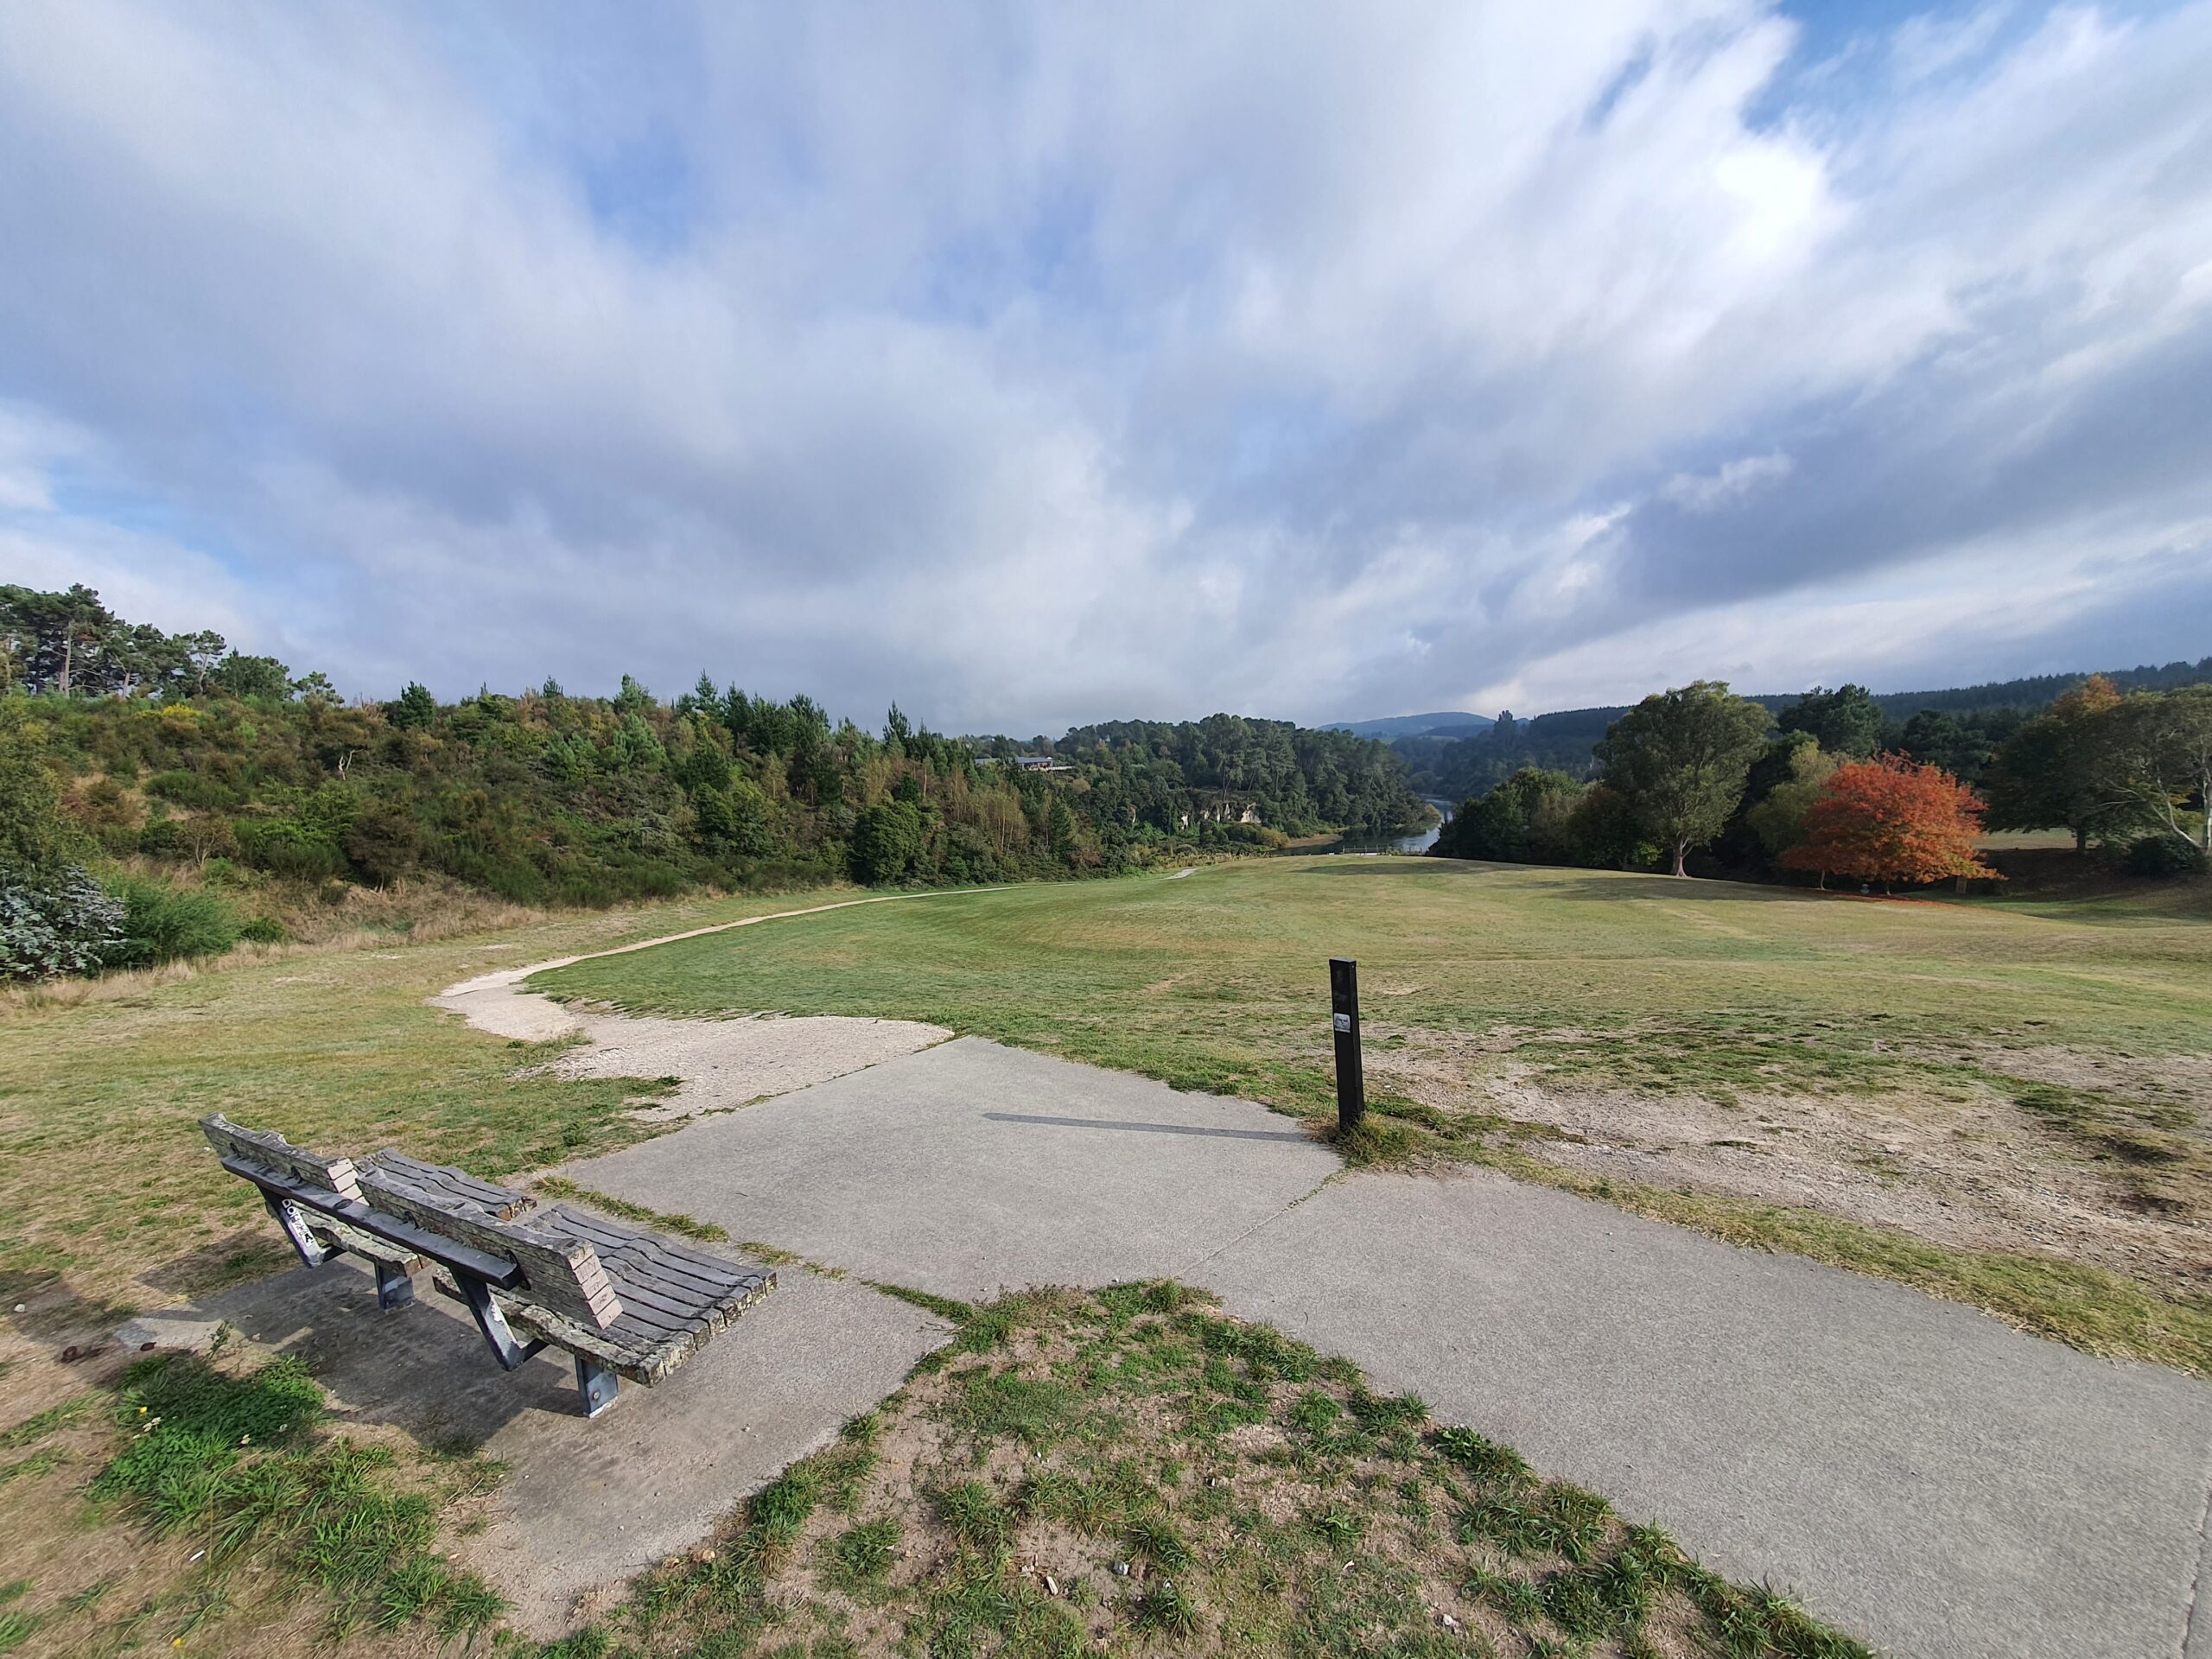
359, 1151, 530, 1218
355, 1169, 621, 1330
548, 1211, 751, 1300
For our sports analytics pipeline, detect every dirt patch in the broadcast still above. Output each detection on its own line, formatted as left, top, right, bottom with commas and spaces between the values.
1366, 1029, 2212, 1299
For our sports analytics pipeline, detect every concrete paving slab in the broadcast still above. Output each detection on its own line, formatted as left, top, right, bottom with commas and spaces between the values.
206, 1254, 950, 1631
1192, 1166, 2212, 1659
563, 1036, 1338, 1299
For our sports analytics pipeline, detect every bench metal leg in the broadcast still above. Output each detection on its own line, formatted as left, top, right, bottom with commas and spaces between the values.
454, 1273, 545, 1372
575, 1356, 620, 1419
372, 1258, 416, 1311
264, 1194, 333, 1268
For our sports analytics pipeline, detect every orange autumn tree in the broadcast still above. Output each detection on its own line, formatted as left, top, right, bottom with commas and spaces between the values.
1779, 753, 2001, 890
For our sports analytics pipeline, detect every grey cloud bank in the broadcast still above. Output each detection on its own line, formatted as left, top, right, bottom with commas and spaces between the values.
0, 1, 2207, 730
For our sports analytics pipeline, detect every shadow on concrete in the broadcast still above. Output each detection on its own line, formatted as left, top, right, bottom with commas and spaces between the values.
982, 1110, 1313, 1144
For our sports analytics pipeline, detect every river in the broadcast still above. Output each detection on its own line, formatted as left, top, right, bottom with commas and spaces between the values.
1337, 798, 1456, 855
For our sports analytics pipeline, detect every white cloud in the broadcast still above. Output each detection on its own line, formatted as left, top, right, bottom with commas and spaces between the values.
1659, 453, 1796, 512
0, 1, 2206, 727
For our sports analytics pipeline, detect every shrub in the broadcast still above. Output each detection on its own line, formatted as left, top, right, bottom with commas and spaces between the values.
239, 916, 287, 944
235, 817, 350, 880
101, 876, 242, 969
0, 866, 124, 981
2123, 833, 2207, 879
146, 769, 243, 811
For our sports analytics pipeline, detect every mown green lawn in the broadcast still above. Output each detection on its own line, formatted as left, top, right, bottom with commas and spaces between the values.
536, 858, 2212, 1112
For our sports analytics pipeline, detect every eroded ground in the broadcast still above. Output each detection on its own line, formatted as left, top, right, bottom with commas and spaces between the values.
1363, 1022, 2212, 1301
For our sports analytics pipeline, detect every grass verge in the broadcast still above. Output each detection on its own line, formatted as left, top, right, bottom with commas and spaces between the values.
0, 1343, 507, 1655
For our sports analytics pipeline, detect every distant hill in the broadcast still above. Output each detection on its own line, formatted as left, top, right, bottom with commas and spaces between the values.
1324, 710, 1494, 741
1754, 658, 2212, 719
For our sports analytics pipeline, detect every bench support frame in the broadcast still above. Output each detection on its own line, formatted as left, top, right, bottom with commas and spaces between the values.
575, 1356, 620, 1417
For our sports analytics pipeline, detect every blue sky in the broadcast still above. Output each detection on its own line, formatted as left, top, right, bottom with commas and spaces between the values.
1, 1, 2208, 730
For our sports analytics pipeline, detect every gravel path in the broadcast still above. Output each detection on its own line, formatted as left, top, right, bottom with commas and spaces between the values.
429, 890, 988, 1111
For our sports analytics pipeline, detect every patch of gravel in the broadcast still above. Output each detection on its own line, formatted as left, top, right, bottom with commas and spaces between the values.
544, 1007, 951, 1122
428, 896, 969, 1119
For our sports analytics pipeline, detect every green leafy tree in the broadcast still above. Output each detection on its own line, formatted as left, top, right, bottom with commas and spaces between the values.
1777, 684, 1882, 760
1898, 709, 1994, 782
1597, 681, 1773, 876
1982, 677, 2145, 851
386, 681, 438, 729
850, 800, 925, 885
215, 652, 294, 701
1745, 743, 1840, 858
291, 671, 343, 709
2114, 684, 2212, 855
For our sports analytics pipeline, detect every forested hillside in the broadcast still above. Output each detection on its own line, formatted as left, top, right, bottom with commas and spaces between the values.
0, 585, 1423, 978
1403, 658, 2212, 802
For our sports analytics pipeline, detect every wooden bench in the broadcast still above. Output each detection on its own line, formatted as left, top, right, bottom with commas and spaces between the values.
201, 1115, 774, 1417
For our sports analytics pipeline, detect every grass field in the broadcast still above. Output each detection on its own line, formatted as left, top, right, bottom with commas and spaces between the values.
534, 858, 2212, 1372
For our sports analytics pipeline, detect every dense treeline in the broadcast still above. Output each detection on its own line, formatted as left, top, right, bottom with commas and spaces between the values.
1436, 676, 2211, 887
1048, 716, 1421, 836
1402, 657, 2212, 804
0, 587, 1423, 979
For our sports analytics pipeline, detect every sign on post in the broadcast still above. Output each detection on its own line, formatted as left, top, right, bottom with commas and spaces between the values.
1330, 957, 1364, 1133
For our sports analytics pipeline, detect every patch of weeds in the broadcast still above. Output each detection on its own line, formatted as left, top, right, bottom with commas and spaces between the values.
533, 1177, 728, 1242
1306, 1503, 1365, 1549
1333, 1111, 1421, 1166
63, 1575, 121, 1615
0, 1447, 64, 1486
752, 1462, 825, 1547
1125, 1513, 1192, 1571
0, 1605, 40, 1656
823, 1517, 901, 1592
1288, 1389, 1343, 1439
739, 1240, 804, 1267
1, 1392, 98, 1450
934, 1480, 1018, 1554
866, 1281, 976, 1324
2009, 1080, 2093, 1125
944, 1370, 1081, 1448
92, 1355, 502, 1642
955, 1305, 1018, 1352
1465, 1562, 1546, 1626
1131, 1576, 1204, 1637
1435, 1424, 1533, 1486
1028, 1462, 1152, 1536
1185, 1312, 1319, 1382
1096, 1280, 1190, 1321
918, 1548, 1083, 1657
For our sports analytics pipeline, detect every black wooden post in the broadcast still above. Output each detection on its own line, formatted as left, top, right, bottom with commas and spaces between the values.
1330, 957, 1364, 1133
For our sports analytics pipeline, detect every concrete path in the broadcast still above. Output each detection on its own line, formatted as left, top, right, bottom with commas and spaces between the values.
566, 1037, 2212, 1659
563, 1037, 1338, 1296
203, 1255, 950, 1635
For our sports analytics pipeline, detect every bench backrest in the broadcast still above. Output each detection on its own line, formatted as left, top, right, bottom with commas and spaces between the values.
201, 1114, 363, 1201
355, 1165, 622, 1331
